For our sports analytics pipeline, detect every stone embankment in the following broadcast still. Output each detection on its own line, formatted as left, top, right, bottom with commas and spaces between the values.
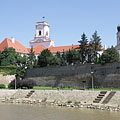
0, 75, 15, 87
0, 90, 120, 112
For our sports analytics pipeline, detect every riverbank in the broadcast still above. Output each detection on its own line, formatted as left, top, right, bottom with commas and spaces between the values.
1, 98, 120, 112
0, 89, 120, 112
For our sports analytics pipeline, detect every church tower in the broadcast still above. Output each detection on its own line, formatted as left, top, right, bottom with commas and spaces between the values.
116, 25, 120, 54
30, 21, 54, 48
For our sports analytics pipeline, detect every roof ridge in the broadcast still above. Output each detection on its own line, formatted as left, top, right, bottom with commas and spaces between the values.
49, 44, 79, 48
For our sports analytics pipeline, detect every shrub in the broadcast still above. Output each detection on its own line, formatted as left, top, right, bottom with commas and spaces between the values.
8, 79, 21, 89
74, 101, 80, 105
0, 84, 6, 89
0, 65, 16, 76
67, 100, 72, 104
21, 79, 36, 89
8, 79, 36, 89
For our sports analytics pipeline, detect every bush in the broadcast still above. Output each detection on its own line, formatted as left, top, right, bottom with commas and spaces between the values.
67, 100, 72, 104
21, 79, 36, 89
0, 84, 6, 89
8, 79, 36, 89
74, 101, 80, 105
0, 65, 16, 75
8, 79, 21, 89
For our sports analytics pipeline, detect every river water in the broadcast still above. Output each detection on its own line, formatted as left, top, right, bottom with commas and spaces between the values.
0, 103, 120, 120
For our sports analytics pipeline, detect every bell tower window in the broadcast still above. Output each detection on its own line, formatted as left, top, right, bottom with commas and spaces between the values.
39, 31, 41, 36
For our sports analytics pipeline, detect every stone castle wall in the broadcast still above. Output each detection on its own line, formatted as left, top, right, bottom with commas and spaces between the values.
24, 62, 120, 88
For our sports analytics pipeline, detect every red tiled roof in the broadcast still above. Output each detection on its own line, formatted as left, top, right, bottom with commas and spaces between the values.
32, 44, 79, 54
0, 38, 29, 54
33, 44, 104, 54
0, 38, 105, 55
30, 45, 45, 54
0, 38, 80, 55
48, 45, 79, 54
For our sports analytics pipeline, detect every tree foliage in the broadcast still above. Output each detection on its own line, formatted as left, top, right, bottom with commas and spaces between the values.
27, 47, 36, 68
38, 49, 52, 67
0, 47, 17, 66
15, 54, 28, 80
66, 49, 81, 65
38, 49, 61, 67
78, 33, 88, 63
90, 31, 102, 63
100, 46, 119, 64
9, 79, 36, 89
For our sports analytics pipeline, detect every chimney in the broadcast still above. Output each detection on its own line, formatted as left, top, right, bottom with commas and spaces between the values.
11, 37, 15, 43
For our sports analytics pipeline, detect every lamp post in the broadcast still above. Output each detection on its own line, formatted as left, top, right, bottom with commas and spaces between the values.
15, 74, 16, 90
91, 71, 94, 91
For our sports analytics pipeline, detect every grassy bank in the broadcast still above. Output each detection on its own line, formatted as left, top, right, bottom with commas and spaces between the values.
0, 65, 16, 76
33, 86, 73, 90
33, 86, 120, 91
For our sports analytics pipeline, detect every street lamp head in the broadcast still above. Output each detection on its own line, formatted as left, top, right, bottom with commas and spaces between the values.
91, 72, 94, 74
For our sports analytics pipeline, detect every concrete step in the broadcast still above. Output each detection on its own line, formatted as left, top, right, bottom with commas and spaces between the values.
95, 98, 101, 101
99, 94, 105, 97
97, 96, 103, 98
100, 91, 107, 94
93, 91, 107, 104
25, 90, 35, 98
93, 101, 100, 103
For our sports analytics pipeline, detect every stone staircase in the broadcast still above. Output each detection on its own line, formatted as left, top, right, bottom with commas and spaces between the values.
93, 91, 107, 103
102, 91, 116, 104
10, 90, 30, 99
25, 90, 35, 98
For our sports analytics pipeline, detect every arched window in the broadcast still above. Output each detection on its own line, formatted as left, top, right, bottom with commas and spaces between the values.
39, 31, 41, 36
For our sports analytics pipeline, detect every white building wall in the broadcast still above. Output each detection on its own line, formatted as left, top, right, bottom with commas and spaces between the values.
30, 41, 54, 48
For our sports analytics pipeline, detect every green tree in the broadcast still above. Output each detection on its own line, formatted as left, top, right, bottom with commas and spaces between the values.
87, 43, 94, 63
38, 49, 52, 67
15, 54, 28, 80
27, 47, 36, 68
66, 49, 81, 65
48, 56, 61, 66
0, 51, 3, 65
0, 47, 17, 66
55, 51, 66, 66
77, 33, 88, 63
61, 50, 67, 65
56, 51, 61, 58
90, 31, 102, 63
100, 46, 119, 64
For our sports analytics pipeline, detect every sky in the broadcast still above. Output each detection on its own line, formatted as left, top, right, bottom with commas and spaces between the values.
0, 0, 120, 48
